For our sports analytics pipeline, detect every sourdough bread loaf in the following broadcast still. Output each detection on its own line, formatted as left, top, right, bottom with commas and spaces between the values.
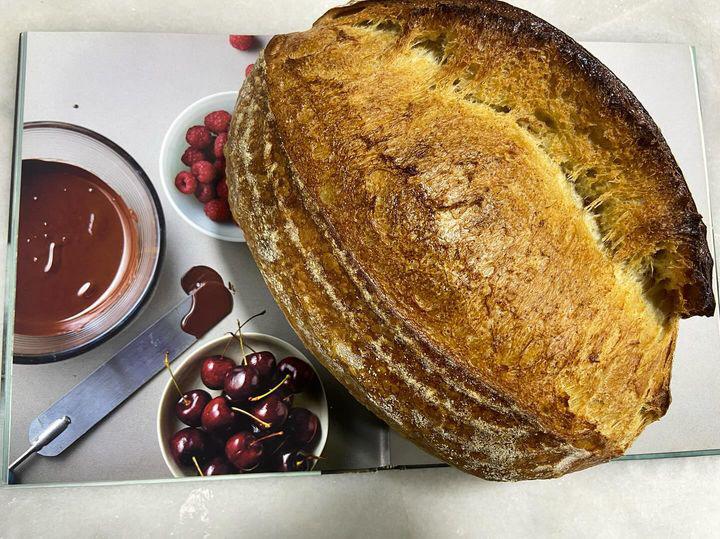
225, 0, 715, 480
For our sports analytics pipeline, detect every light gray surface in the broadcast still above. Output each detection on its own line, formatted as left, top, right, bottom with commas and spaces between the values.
1, 0, 720, 536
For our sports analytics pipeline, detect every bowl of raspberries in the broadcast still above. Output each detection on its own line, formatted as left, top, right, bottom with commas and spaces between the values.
160, 91, 244, 242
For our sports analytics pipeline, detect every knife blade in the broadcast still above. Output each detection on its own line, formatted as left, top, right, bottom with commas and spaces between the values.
28, 295, 198, 456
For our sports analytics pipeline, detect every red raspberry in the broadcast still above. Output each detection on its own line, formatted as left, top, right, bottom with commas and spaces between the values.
216, 179, 229, 199
185, 125, 212, 149
191, 160, 216, 184
204, 110, 231, 134
214, 132, 228, 158
229, 35, 255, 51
204, 198, 232, 222
245, 63, 254, 77
214, 157, 226, 175
195, 183, 216, 203
181, 147, 206, 166
174, 171, 197, 194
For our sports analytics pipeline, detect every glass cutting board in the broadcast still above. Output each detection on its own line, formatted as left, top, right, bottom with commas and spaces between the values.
2, 34, 718, 485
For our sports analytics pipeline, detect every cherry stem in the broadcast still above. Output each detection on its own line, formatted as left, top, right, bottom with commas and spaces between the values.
221, 310, 267, 365
238, 310, 266, 362
220, 311, 267, 361
236, 321, 247, 365
231, 407, 271, 429
252, 431, 284, 446
271, 438, 288, 456
248, 375, 290, 402
192, 456, 204, 477
232, 337, 255, 355
240, 310, 267, 328
221, 332, 236, 358
164, 352, 189, 405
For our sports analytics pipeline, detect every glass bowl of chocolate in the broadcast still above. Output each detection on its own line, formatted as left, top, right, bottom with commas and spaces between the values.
13, 122, 164, 362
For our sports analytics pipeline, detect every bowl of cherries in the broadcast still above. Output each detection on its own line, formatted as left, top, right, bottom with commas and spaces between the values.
157, 326, 328, 478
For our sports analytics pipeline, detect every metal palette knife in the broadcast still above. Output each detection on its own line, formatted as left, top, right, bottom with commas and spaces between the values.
10, 270, 233, 473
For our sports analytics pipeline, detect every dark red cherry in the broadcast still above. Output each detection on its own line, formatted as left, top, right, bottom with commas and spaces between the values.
277, 356, 317, 394
282, 392, 295, 408
267, 377, 295, 403
208, 433, 232, 456
200, 355, 236, 390
201, 396, 238, 434
250, 423, 288, 456
169, 428, 210, 466
286, 407, 320, 449
245, 351, 276, 383
225, 431, 263, 471
246, 370, 293, 404
224, 365, 262, 403
273, 451, 314, 472
250, 395, 288, 430
175, 389, 211, 427
228, 412, 251, 435
202, 456, 236, 476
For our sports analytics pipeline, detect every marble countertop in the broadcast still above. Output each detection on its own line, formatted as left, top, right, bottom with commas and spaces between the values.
1, 0, 719, 536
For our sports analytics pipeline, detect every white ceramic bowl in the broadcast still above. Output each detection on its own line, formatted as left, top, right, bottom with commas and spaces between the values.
159, 91, 244, 242
157, 332, 329, 478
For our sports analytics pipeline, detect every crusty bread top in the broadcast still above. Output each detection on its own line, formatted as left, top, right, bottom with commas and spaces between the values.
251, 0, 715, 450
229, 55, 609, 479
307, 0, 714, 320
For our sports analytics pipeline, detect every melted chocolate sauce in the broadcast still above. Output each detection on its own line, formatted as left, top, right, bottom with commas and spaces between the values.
180, 265, 224, 294
180, 266, 233, 338
15, 160, 138, 336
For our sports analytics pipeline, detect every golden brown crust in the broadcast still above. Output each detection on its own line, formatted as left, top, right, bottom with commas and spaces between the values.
317, 0, 714, 318
226, 0, 714, 480
227, 57, 608, 480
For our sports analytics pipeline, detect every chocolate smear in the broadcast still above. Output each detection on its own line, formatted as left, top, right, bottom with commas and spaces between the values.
180, 266, 233, 338
180, 265, 224, 294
